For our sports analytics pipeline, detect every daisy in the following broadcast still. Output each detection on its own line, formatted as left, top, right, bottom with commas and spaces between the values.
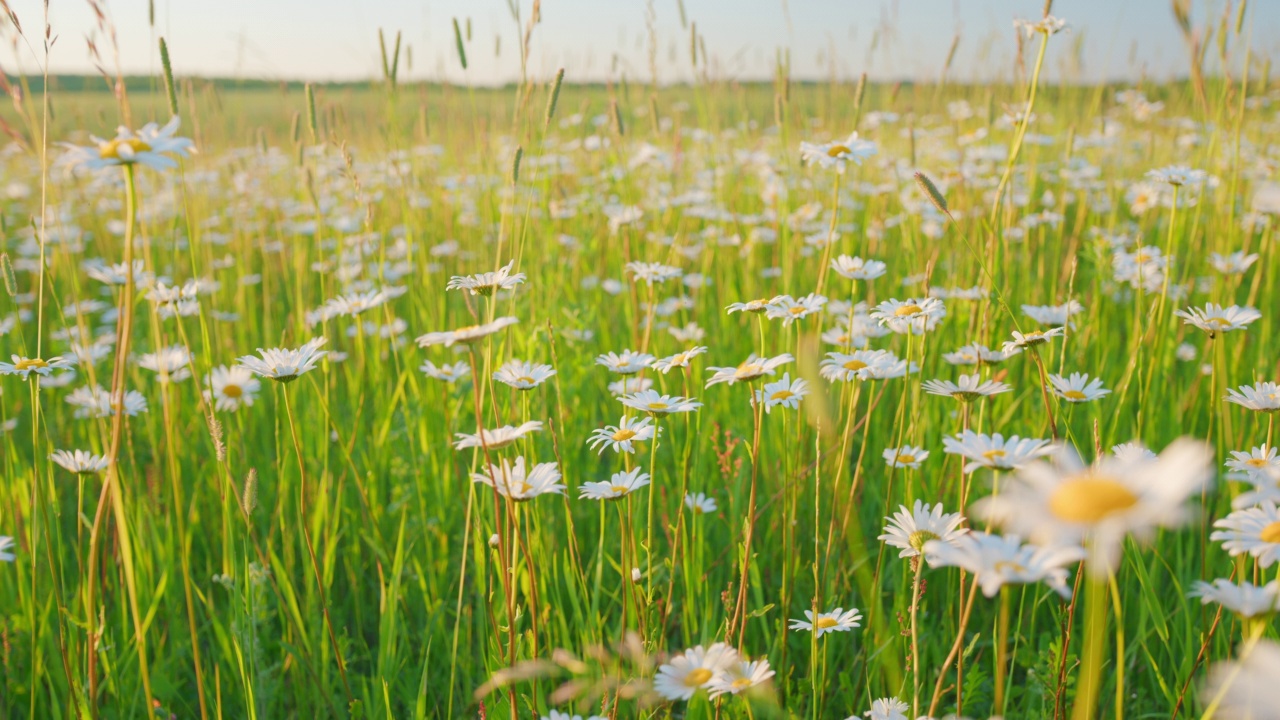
685, 492, 718, 515
578, 468, 651, 500
726, 298, 770, 314
86, 260, 153, 287
493, 360, 556, 390
755, 373, 808, 413
320, 287, 392, 318
608, 377, 653, 397
1225, 446, 1280, 481
60, 116, 195, 173
1014, 15, 1067, 36
49, 449, 110, 475
653, 643, 738, 701
652, 346, 708, 373
621, 390, 702, 416
1111, 442, 1157, 462
878, 499, 966, 562
540, 711, 607, 720
820, 350, 898, 382
1209, 250, 1259, 275
1202, 640, 1280, 717
922, 373, 1011, 403
830, 255, 887, 281
789, 607, 862, 638
625, 261, 683, 284
705, 353, 793, 387
706, 657, 775, 698
595, 350, 656, 375
971, 439, 1213, 575
942, 430, 1054, 472
445, 260, 526, 296
765, 293, 827, 325
65, 385, 148, 418
1022, 300, 1084, 328
204, 365, 261, 412
799, 131, 877, 173
1001, 326, 1066, 353
1189, 579, 1280, 619
1174, 304, 1262, 335
136, 344, 193, 383
0, 355, 74, 379
237, 337, 328, 383
870, 297, 946, 334
454, 421, 543, 450
419, 360, 470, 383
470, 456, 564, 501
882, 445, 930, 470
1146, 164, 1206, 187
1212, 503, 1280, 568
416, 317, 518, 347
0, 536, 13, 562
1047, 372, 1111, 403
925, 531, 1085, 599
1225, 382, 1280, 413
860, 697, 909, 720
587, 416, 659, 455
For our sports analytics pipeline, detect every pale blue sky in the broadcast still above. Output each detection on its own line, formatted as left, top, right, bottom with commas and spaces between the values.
5, 0, 1276, 84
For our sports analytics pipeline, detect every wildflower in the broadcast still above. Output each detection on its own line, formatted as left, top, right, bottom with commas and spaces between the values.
49, 449, 110, 475
446, 260, 526, 295
1014, 15, 1067, 37
922, 373, 1011, 402
578, 468, 651, 500
204, 365, 262, 412
820, 350, 900, 382
470, 456, 564, 501
1111, 442, 1156, 462
1189, 579, 1280, 619
1001, 326, 1065, 353
1210, 251, 1259, 275
882, 445, 930, 470
706, 657, 775, 697
65, 385, 148, 418
924, 531, 1085, 599
860, 697, 909, 720
0, 536, 13, 562
0, 355, 74, 379
493, 360, 556, 390
454, 421, 543, 450
237, 337, 328, 383
764, 294, 827, 324
587, 416, 659, 455
420, 360, 470, 383
1175, 304, 1262, 335
870, 297, 946, 334
1225, 382, 1280, 413
1211, 502, 1280, 568
726, 298, 770, 314
608, 377, 653, 397
621, 390, 702, 416
705, 353, 793, 387
1202, 640, 1280, 718
60, 117, 195, 173
789, 607, 862, 637
417, 317, 518, 347
799, 132, 877, 173
685, 492, 718, 515
942, 430, 1054, 472
1022, 300, 1084, 328
1047, 372, 1111, 403
1146, 165, 1206, 187
652, 346, 708, 373
626, 261, 683, 284
596, 350, 655, 375
755, 373, 808, 413
879, 500, 966, 562
137, 344, 193, 383
830, 255, 887, 281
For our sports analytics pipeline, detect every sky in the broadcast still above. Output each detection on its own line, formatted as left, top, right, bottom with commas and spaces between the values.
2, 0, 1275, 85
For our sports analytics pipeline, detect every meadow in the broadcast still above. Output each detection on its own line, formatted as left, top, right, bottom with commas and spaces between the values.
1, 9, 1279, 720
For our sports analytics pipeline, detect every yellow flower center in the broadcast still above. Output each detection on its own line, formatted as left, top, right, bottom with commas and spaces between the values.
98, 137, 152, 161
684, 668, 714, 687
1062, 389, 1087, 400
222, 383, 243, 398
612, 428, 637, 442
731, 677, 753, 689
843, 359, 867, 371
1246, 458, 1268, 468
738, 363, 763, 376
895, 304, 923, 316
815, 617, 839, 629
907, 529, 937, 550
896, 453, 917, 465
517, 482, 533, 495
1049, 475, 1139, 523
13, 358, 48, 371
994, 560, 1027, 575
647, 402, 669, 411
770, 390, 795, 401
826, 144, 851, 157
1207, 317, 1232, 326
982, 449, 1007, 461
1259, 521, 1280, 544
789, 306, 806, 315
611, 485, 630, 495
518, 376, 535, 385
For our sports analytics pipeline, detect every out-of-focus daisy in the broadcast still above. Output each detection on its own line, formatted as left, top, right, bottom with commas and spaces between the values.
726, 298, 771, 315
237, 337, 328, 383
765, 293, 827, 324
417, 317, 518, 347
445, 260, 526, 295
925, 531, 1084, 599
420, 360, 470, 383
608, 377, 654, 397
972, 439, 1213, 574
60, 117, 195, 173
942, 343, 1021, 366
653, 643, 738, 701
882, 445, 929, 469
625, 261, 683, 284
685, 492, 717, 515
1212, 502, 1280, 568
493, 360, 556, 390
1047, 372, 1111, 403
1001, 326, 1066, 353
1210, 250, 1259, 275
1226, 446, 1280, 482
1014, 15, 1067, 37
1111, 442, 1157, 462
470, 456, 564, 501
942, 430, 1054, 472
858, 697, 909, 720
652, 346, 708, 373
879, 500, 966, 562
1146, 164, 1206, 187
922, 373, 1011, 403
621, 390, 702, 416
0, 536, 13, 562
755, 373, 807, 413
137, 344, 193, 383
830, 255, 887, 281
1174, 304, 1261, 335
870, 297, 946, 334
49, 449, 110, 475
587, 416, 658, 455
799, 131, 877, 173
1022, 300, 1084, 328
0, 355, 74, 379
596, 350, 656, 375
1189, 579, 1280, 619
788, 607, 862, 637
706, 657, 775, 698
204, 365, 261, 412
1225, 382, 1280, 413
454, 421, 543, 450
705, 353, 793, 387
1202, 640, 1280, 718
578, 468, 651, 500
65, 385, 148, 418
820, 350, 898, 382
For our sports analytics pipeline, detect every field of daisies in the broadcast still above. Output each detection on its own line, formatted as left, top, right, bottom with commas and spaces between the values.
2, 9, 1280, 720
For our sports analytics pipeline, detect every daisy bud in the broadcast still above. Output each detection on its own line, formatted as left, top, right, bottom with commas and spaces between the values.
488, 534, 500, 548
631, 567, 642, 582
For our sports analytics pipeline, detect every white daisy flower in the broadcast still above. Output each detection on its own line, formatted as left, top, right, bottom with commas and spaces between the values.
237, 337, 328, 383
1202, 640, 1280, 718
653, 643, 738, 701
924, 531, 1085, 599
878, 499, 966, 562
1189, 579, 1280, 619
942, 430, 1054, 472
922, 373, 1012, 402
578, 468, 651, 500
830, 255, 887, 281
706, 657, 775, 697
705, 353, 793, 387
870, 297, 946, 335
755, 373, 808, 413
652, 346, 708, 373
49, 449, 110, 475
620, 390, 702, 416
685, 492, 718, 515
416, 317, 518, 347
59, 116, 195, 173
595, 349, 656, 375
204, 365, 261, 412
0, 536, 14, 562
586, 416, 659, 455
789, 606, 862, 637
419, 360, 470, 383
445, 260, 526, 296
1211, 502, 1280, 568
799, 131, 877, 173
1047, 372, 1111, 403
1174, 304, 1262, 335
453, 421, 543, 450
882, 445, 930, 470
1001, 326, 1066, 353
493, 360, 556, 390
1225, 382, 1280, 412
0, 355, 75, 379
470, 456, 564, 501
